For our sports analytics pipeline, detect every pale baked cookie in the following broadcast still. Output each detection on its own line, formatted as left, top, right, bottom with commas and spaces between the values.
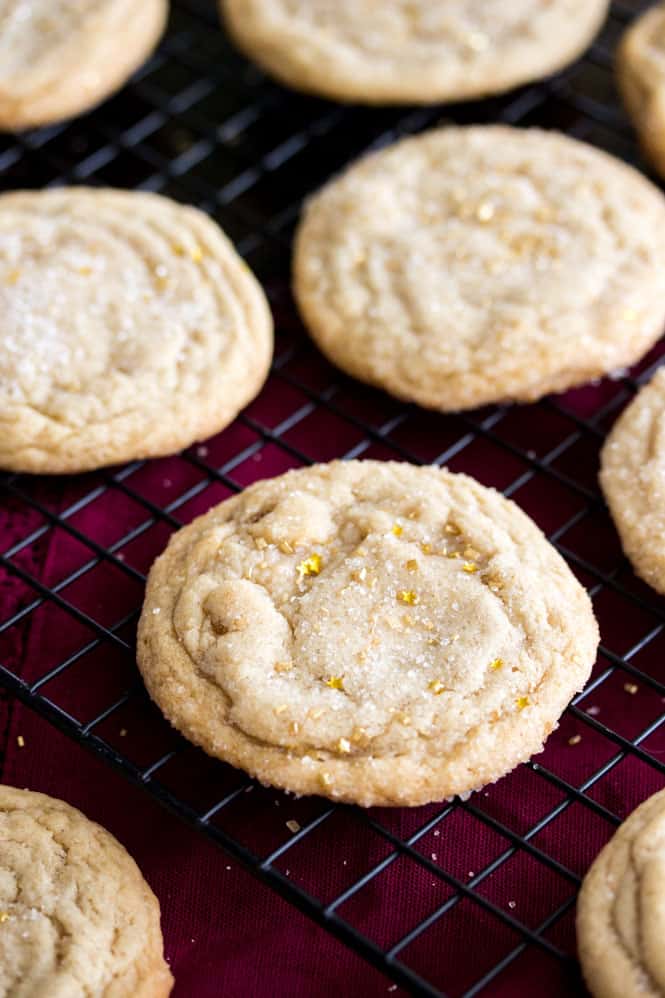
0, 785, 173, 997
294, 126, 665, 411
220, 0, 609, 105
577, 787, 665, 998
617, 3, 665, 181
137, 460, 598, 807
600, 368, 665, 595
0, 188, 273, 474
0, 1, 167, 130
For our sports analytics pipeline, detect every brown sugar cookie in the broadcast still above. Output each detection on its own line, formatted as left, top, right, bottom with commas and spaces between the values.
220, 0, 609, 105
0, 0, 167, 130
137, 460, 598, 807
0, 188, 273, 474
0, 785, 173, 997
577, 787, 665, 998
294, 125, 665, 411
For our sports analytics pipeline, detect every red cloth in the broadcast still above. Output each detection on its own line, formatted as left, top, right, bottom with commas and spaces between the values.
2, 331, 665, 996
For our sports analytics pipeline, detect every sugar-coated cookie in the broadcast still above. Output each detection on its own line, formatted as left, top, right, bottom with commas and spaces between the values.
0, 188, 273, 474
0, 0, 167, 130
617, 3, 665, 180
294, 126, 665, 411
137, 460, 598, 807
600, 367, 665, 595
577, 787, 665, 998
0, 785, 173, 997
220, 0, 609, 105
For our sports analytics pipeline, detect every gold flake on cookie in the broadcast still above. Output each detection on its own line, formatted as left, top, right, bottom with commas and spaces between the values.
429, 679, 446, 695
325, 675, 345, 691
397, 590, 419, 605
489, 658, 503, 671
297, 553, 322, 578
516, 696, 530, 710
462, 561, 478, 574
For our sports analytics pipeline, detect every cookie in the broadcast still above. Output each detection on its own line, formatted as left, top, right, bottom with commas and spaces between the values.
220, 0, 609, 105
577, 787, 665, 998
0, 188, 273, 474
0, 0, 167, 130
137, 460, 598, 808
0, 785, 173, 997
600, 367, 665, 595
617, 3, 665, 181
294, 125, 665, 412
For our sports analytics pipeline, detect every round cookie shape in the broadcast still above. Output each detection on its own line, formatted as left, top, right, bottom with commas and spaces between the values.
600, 368, 665, 595
0, 0, 167, 130
617, 3, 665, 180
577, 788, 665, 998
0, 188, 273, 473
0, 785, 173, 998
294, 126, 665, 411
220, 0, 609, 105
137, 460, 598, 807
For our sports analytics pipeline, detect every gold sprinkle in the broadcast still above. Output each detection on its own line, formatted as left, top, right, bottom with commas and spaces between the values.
462, 562, 478, 574
319, 773, 333, 789
568, 734, 582, 746
16, 735, 24, 748
279, 540, 295, 554
516, 696, 530, 711
338, 737, 351, 754
397, 590, 419, 605
429, 679, 446, 695
0, 912, 8, 923
289, 721, 300, 736
624, 682, 639, 695
297, 553, 322, 578
420, 543, 432, 555
406, 559, 418, 573
489, 658, 503, 671
392, 524, 403, 537
274, 660, 294, 674
476, 201, 495, 223
286, 820, 301, 834
275, 704, 288, 715
325, 675, 345, 691
119, 728, 128, 737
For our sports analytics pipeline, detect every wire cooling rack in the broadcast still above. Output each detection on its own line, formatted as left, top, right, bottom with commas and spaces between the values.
2, 1, 665, 994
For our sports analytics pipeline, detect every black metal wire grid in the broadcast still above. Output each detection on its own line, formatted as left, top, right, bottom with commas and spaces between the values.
1, 1, 665, 994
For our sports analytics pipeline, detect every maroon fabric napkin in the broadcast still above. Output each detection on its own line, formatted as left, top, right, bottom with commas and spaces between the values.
2, 328, 665, 996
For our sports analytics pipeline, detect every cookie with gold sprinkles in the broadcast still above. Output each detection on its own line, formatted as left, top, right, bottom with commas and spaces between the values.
617, 3, 665, 181
0, 188, 273, 473
137, 460, 598, 807
0, 785, 173, 997
0, 0, 167, 130
220, 0, 609, 105
600, 367, 665, 596
293, 125, 665, 412
577, 787, 665, 998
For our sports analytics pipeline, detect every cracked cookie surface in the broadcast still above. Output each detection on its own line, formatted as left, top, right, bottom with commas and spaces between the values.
577, 787, 665, 998
0, 188, 273, 473
617, 3, 665, 180
294, 125, 665, 412
600, 367, 665, 595
137, 460, 598, 807
0, 785, 172, 998
0, 0, 167, 129
220, 0, 608, 104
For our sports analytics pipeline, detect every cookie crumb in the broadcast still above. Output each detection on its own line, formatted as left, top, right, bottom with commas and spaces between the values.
119, 729, 128, 738
568, 734, 581, 746
624, 682, 639, 695
587, 705, 600, 716
16, 735, 24, 748
508, 900, 516, 909
286, 820, 301, 834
